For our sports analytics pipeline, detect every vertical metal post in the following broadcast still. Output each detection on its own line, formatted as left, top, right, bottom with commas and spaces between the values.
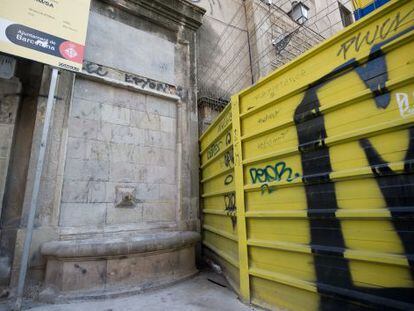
14, 68, 59, 311
231, 95, 250, 302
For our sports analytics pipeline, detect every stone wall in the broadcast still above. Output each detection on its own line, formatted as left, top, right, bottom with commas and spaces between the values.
61, 78, 178, 229
0, 0, 205, 297
0, 77, 20, 286
194, 0, 355, 99
195, 0, 253, 100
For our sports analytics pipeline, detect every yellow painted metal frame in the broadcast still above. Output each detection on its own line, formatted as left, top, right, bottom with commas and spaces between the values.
200, 0, 414, 309
231, 95, 250, 302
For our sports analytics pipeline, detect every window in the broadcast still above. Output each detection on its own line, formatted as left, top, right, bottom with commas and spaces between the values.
339, 2, 354, 27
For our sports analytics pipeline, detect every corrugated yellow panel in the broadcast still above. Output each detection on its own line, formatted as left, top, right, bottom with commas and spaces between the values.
203, 214, 237, 236
200, 105, 232, 151
247, 218, 312, 245
200, 1, 414, 309
200, 129, 233, 166
250, 277, 319, 311
202, 174, 234, 195
200, 104, 239, 290
353, 0, 375, 9
245, 185, 307, 212
203, 230, 239, 264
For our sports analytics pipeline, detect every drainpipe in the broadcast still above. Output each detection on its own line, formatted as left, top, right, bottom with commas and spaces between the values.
14, 68, 59, 311
244, 0, 255, 85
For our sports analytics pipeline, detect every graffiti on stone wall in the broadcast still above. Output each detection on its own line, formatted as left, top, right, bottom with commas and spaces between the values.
84, 61, 108, 77
82, 60, 186, 99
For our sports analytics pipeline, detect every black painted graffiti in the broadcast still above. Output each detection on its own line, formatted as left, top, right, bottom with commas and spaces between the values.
207, 141, 222, 160
359, 132, 414, 278
225, 131, 232, 146
249, 162, 300, 184
260, 183, 275, 195
224, 192, 237, 230
83, 61, 108, 77
126, 73, 167, 92
295, 24, 414, 309
224, 174, 234, 186
224, 149, 234, 168
124, 73, 186, 99
337, 8, 414, 60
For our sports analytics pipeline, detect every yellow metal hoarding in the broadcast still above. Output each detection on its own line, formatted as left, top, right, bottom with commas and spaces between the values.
200, 0, 414, 309
200, 105, 241, 291
0, 0, 91, 72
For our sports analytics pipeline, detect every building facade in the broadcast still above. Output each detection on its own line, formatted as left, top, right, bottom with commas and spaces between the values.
195, 0, 354, 132
0, 0, 205, 300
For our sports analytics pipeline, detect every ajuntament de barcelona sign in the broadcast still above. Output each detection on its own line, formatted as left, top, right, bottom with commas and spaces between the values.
0, 0, 91, 72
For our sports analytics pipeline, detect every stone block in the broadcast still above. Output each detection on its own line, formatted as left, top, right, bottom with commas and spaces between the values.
158, 149, 176, 167
88, 182, 108, 203
130, 110, 161, 131
140, 147, 163, 166
87, 140, 110, 161
74, 78, 108, 103
41, 232, 200, 296
106, 203, 143, 225
0, 158, 8, 195
147, 166, 175, 185
143, 203, 175, 222
71, 98, 101, 121
0, 124, 12, 158
86, 12, 176, 85
64, 159, 109, 182
136, 183, 159, 202
129, 127, 146, 145
113, 91, 146, 111
145, 165, 161, 184
159, 184, 177, 201
110, 143, 136, 163
145, 130, 176, 150
61, 180, 89, 203
68, 117, 100, 140
146, 96, 176, 118
110, 124, 135, 145
101, 104, 130, 126
106, 251, 176, 287
110, 161, 136, 183
0, 95, 18, 124
160, 116, 175, 133
105, 183, 116, 203
60, 260, 106, 292
66, 137, 88, 160
59, 203, 106, 227
134, 165, 148, 183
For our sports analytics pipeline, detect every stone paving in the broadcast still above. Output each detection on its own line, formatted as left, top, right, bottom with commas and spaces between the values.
0, 272, 261, 311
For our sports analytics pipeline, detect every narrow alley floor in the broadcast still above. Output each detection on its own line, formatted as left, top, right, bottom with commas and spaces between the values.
3, 272, 259, 311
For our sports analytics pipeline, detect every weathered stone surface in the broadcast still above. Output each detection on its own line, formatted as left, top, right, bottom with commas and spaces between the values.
45, 259, 107, 292
106, 247, 196, 287
42, 231, 199, 258
143, 203, 176, 222
86, 12, 176, 85
1, 0, 204, 294
106, 204, 143, 225
41, 231, 200, 296
59, 203, 107, 227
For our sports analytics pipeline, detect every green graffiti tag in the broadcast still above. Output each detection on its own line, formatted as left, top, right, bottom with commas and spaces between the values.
249, 161, 301, 185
